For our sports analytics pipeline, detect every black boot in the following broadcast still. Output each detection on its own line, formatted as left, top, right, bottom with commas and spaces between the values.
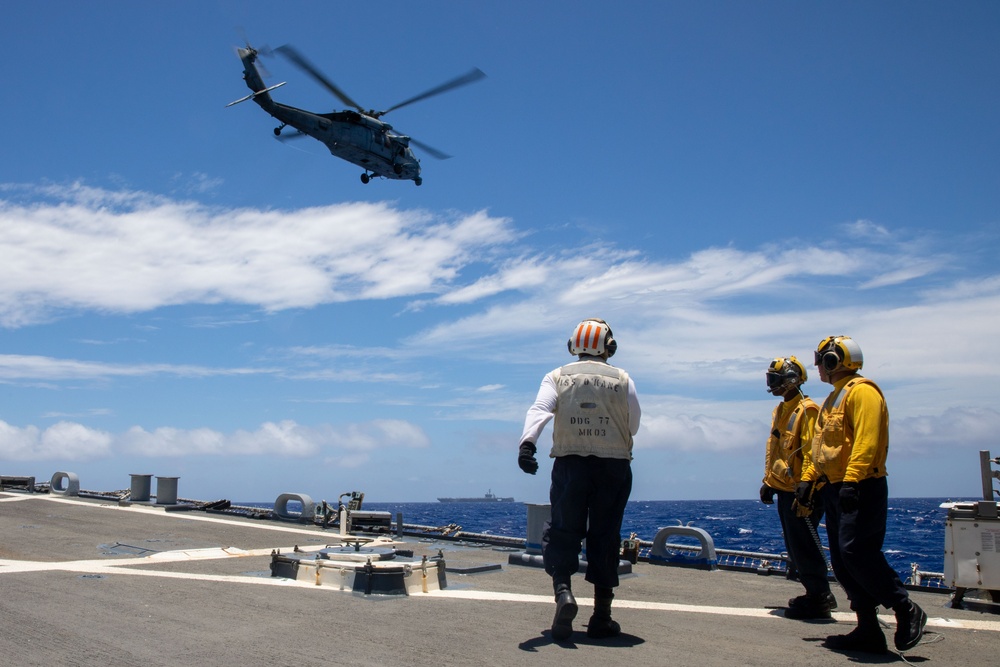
785, 591, 837, 619
893, 600, 927, 651
587, 586, 621, 639
551, 581, 578, 642
823, 609, 887, 654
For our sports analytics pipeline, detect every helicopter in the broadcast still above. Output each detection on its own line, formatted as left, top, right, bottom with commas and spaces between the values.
227, 44, 485, 186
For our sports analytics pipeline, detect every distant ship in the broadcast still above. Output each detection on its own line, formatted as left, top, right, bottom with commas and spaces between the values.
437, 489, 515, 503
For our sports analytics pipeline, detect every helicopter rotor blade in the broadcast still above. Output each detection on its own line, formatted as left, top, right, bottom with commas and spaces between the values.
274, 44, 364, 112
406, 136, 452, 160
377, 68, 486, 117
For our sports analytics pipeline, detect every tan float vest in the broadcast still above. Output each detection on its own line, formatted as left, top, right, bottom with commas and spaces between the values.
764, 396, 818, 492
551, 360, 632, 460
811, 377, 888, 483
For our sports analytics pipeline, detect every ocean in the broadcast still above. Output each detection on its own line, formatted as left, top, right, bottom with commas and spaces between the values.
351, 497, 967, 583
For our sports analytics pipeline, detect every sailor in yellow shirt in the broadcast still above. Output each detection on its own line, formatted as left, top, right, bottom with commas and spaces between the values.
797, 336, 926, 655
758, 356, 836, 619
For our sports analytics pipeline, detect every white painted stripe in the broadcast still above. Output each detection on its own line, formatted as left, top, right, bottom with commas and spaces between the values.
4, 493, 998, 634
426, 589, 1000, 632
3, 548, 997, 633
8, 492, 356, 539
0, 494, 40, 503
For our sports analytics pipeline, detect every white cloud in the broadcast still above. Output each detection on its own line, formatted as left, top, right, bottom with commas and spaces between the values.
845, 219, 891, 241
0, 354, 272, 381
0, 420, 113, 461
0, 418, 430, 462
0, 183, 515, 327
2, 185, 999, 499
891, 406, 1000, 454
638, 412, 761, 453
860, 261, 944, 289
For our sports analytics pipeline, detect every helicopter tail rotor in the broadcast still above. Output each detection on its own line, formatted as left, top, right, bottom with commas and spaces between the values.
233, 27, 276, 77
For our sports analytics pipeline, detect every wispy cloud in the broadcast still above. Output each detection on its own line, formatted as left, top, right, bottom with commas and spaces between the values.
0, 418, 429, 463
2, 184, 999, 485
0, 421, 113, 461
0, 183, 515, 327
0, 354, 274, 381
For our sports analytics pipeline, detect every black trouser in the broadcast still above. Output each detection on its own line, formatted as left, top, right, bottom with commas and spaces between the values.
542, 455, 632, 589
821, 476, 908, 612
776, 489, 831, 596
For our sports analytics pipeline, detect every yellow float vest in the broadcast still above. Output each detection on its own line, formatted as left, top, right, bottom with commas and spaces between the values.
810, 377, 889, 483
763, 395, 818, 492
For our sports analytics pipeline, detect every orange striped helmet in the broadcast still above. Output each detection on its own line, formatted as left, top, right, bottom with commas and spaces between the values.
567, 318, 617, 358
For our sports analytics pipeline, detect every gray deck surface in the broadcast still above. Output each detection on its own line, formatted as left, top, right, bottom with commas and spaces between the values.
2, 491, 996, 666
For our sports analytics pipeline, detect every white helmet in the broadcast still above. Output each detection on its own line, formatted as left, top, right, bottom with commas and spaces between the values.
815, 335, 863, 372
567, 318, 617, 358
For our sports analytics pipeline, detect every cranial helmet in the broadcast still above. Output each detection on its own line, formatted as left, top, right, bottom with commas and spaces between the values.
567, 318, 617, 358
815, 335, 864, 372
766, 356, 808, 396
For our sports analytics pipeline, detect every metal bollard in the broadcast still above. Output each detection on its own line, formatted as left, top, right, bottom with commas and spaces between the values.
130, 474, 153, 502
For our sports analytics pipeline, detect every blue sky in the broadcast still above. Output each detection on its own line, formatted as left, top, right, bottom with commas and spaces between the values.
1, 1, 998, 503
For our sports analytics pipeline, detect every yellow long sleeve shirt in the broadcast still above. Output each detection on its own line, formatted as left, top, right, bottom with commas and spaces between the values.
802, 375, 889, 484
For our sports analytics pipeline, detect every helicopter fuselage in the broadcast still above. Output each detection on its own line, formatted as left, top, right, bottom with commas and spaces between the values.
235, 47, 422, 185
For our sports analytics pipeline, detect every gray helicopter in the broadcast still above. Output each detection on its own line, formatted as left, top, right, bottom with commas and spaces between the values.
227, 44, 485, 186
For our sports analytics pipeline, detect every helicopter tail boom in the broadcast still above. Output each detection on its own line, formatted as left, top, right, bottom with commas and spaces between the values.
230, 46, 283, 108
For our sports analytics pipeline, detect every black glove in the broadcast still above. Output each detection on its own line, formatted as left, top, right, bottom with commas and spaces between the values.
794, 481, 813, 506
759, 484, 775, 505
839, 482, 859, 513
518, 441, 538, 475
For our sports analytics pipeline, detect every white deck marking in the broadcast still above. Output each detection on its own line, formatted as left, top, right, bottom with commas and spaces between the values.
4, 492, 998, 634
4, 492, 364, 538
425, 589, 1000, 632
0, 550, 997, 633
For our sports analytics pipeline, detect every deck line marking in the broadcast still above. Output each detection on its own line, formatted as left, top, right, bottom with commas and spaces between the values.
9, 492, 356, 539
5, 493, 997, 633
427, 589, 1000, 632
0, 554, 998, 633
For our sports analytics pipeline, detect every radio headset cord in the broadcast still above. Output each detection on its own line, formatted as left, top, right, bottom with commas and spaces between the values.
792, 478, 830, 571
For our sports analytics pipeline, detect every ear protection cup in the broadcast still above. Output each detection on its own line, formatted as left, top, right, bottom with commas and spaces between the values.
766, 356, 806, 395
822, 350, 841, 371
816, 336, 864, 372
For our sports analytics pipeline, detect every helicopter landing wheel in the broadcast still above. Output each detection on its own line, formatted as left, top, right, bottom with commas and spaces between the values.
414, 177, 422, 186
361, 173, 370, 184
